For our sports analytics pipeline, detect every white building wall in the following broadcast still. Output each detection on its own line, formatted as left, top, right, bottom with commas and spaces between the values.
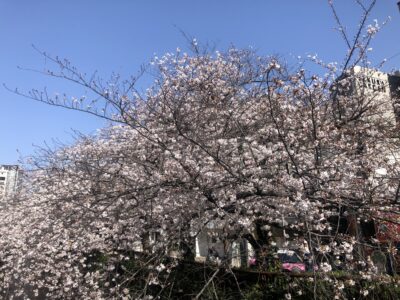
352, 66, 396, 123
0, 165, 20, 200
194, 225, 253, 268
351, 67, 400, 174
194, 230, 228, 263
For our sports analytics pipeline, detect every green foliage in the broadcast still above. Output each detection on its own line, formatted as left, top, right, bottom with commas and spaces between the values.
243, 284, 263, 300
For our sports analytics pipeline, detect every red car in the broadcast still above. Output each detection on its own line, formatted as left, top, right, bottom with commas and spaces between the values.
277, 250, 309, 272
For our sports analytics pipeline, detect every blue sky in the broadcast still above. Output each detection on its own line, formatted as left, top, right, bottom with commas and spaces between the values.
1, 0, 399, 164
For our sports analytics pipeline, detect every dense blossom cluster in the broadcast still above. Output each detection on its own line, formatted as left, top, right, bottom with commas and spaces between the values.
1, 45, 400, 298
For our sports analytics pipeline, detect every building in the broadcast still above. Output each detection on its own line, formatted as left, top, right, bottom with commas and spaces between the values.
389, 71, 400, 121
194, 221, 255, 268
352, 66, 400, 122
0, 165, 20, 200
333, 67, 400, 271
332, 66, 400, 125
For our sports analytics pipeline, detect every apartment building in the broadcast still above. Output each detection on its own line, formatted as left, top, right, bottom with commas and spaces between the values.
0, 165, 20, 200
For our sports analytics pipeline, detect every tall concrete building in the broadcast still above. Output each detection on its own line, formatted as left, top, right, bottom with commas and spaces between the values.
0, 165, 20, 200
351, 66, 400, 122
333, 66, 400, 132
350, 67, 400, 167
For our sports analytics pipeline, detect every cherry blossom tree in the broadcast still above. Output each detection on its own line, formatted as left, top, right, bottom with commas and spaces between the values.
2, 0, 400, 298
